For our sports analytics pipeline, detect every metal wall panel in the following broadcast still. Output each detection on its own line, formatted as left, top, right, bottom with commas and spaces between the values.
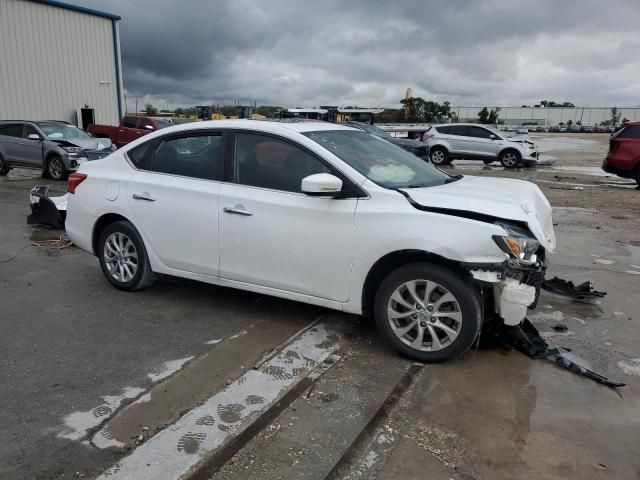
0, 0, 121, 125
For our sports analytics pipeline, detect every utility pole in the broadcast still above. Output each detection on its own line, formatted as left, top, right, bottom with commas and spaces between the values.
135, 97, 138, 115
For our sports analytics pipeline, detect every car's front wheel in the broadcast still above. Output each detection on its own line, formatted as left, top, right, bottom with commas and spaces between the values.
47, 155, 68, 180
98, 220, 155, 291
429, 147, 450, 165
499, 149, 522, 168
374, 263, 481, 362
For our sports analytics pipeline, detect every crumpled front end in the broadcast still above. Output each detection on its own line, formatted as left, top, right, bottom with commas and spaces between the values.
470, 254, 545, 326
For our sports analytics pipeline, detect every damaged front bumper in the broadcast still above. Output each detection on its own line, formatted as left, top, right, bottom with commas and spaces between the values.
467, 259, 545, 326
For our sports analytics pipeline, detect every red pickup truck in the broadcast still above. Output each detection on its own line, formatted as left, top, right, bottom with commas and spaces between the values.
88, 116, 174, 148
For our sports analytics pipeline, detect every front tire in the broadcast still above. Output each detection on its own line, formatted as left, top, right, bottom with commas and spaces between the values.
374, 263, 481, 362
47, 155, 68, 180
98, 221, 155, 291
499, 149, 522, 168
429, 147, 450, 165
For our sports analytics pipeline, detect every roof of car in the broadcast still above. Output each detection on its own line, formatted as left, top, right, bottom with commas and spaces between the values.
162, 119, 358, 135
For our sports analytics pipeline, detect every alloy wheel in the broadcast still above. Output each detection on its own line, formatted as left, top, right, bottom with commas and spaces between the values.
48, 157, 64, 179
431, 150, 446, 164
501, 152, 519, 168
103, 232, 139, 283
387, 279, 462, 352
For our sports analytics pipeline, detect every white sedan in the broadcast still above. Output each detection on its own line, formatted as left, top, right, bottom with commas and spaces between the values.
65, 120, 556, 362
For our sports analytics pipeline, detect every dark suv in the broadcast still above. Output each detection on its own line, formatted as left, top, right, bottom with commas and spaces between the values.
602, 122, 640, 185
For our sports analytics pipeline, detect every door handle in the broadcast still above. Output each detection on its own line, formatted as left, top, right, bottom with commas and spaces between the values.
132, 193, 155, 202
223, 206, 253, 216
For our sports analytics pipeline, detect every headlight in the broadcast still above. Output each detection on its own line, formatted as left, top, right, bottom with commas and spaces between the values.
61, 146, 84, 154
493, 235, 540, 263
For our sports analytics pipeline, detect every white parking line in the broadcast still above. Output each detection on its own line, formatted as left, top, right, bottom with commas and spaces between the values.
97, 322, 341, 479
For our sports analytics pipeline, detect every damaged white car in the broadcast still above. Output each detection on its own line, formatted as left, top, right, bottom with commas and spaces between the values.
65, 120, 556, 362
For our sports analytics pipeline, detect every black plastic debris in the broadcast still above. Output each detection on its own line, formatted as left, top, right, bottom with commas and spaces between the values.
484, 319, 625, 388
27, 186, 66, 229
542, 276, 606, 300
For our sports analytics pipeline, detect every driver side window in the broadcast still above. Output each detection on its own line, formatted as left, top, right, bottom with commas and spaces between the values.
230, 133, 330, 193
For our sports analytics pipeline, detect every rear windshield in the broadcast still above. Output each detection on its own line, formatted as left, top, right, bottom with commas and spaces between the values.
614, 125, 640, 139
304, 130, 451, 189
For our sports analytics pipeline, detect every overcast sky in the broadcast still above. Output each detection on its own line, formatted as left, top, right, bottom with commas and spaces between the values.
77, 0, 640, 109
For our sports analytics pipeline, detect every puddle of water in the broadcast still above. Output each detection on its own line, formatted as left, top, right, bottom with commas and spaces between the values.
148, 357, 194, 382
59, 387, 146, 441
539, 165, 610, 177
535, 136, 603, 152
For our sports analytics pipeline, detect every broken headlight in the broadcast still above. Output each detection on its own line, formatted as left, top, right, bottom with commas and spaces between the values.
61, 145, 84, 154
493, 222, 540, 264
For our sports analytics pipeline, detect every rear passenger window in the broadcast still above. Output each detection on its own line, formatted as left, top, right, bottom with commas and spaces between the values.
152, 134, 222, 180
0, 124, 23, 137
449, 125, 468, 136
436, 126, 450, 134
122, 117, 138, 128
616, 125, 640, 139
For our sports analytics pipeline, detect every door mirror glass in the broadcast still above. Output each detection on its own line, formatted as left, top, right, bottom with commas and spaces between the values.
28, 133, 41, 140
144, 124, 154, 131
301, 173, 343, 197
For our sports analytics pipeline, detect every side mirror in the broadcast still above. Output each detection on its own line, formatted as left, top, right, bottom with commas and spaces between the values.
301, 173, 343, 197
144, 125, 154, 131
489, 134, 497, 140
28, 133, 41, 140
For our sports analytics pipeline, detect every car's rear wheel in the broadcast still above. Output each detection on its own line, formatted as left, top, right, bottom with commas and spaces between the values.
429, 147, 450, 165
0, 154, 9, 175
374, 263, 481, 362
47, 155, 68, 180
98, 221, 155, 291
499, 149, 522, 168
634, 166, 640, 187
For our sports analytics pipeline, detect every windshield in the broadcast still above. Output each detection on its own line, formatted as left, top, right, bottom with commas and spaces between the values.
304, 130, 452, 189
352, 122, 391, 139
38, 123, 91, 140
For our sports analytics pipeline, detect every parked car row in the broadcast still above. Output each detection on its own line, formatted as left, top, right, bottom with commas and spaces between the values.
500, 124, 619, 134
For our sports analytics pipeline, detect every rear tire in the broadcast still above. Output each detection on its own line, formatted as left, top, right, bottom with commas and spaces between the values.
98, 221, 155, 291
374, 263, 481, 363
429, 147, 450, 165
0, 154, 9, 175
499, 149, 522, 168
47, 155, 68, 180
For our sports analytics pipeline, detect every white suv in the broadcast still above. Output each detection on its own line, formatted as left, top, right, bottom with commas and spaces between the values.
423, 123, 546, 168
66, 120, 556, 362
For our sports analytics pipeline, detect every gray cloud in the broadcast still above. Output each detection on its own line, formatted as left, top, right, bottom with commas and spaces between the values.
75, 0, 640, 108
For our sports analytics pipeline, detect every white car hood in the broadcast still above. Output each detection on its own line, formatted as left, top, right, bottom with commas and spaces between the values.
401, 176, 556, 251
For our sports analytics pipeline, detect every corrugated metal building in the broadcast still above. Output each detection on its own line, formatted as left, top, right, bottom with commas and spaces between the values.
0, 0, 123, 126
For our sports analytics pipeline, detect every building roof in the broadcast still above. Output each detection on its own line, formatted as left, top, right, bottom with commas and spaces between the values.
32, 0, 121, 21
